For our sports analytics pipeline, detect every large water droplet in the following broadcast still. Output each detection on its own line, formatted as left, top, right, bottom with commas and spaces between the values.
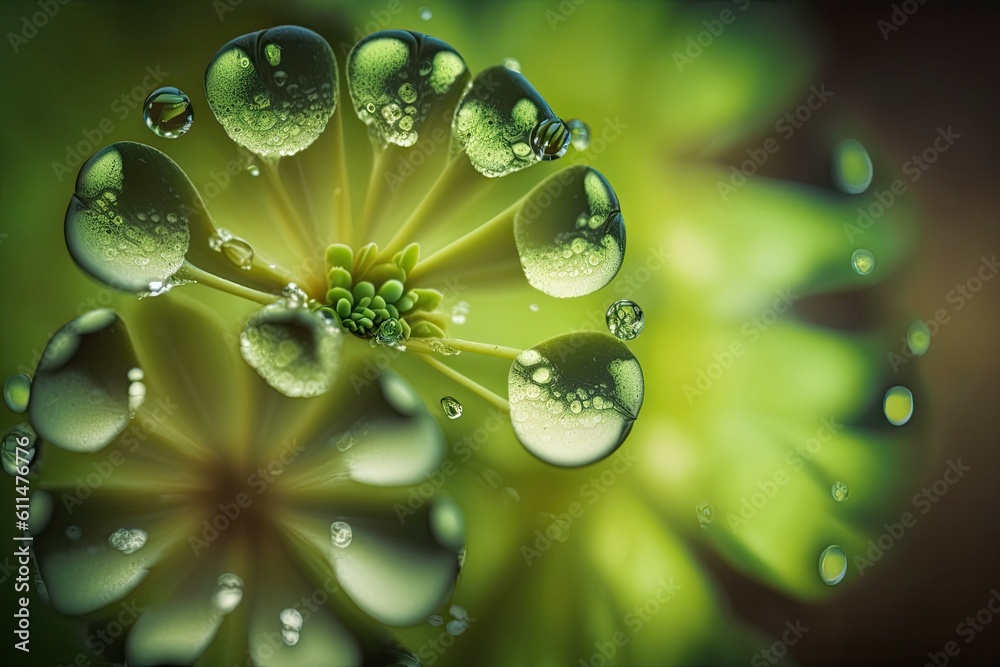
508, 332, 644, 467
240, 299, 343, 397
28, 310, 140, 452
831, 481, 849, 502
907, 320, 931, 356
440, 396, 463, 419
851, 248, 875, 275
514, 166, 626, 298
883, 386, 914, 426
606, 300, 644, 340
818, 545, 847, 585
832, 139, 873, 195
65, 143, 193, 294
205, 25, 339, 157
330, 520, 353, 548
108, 527, 148, 555
452, 65, 563, 177
348, 31, 468, 147
2, 424, 37, 476
143, 87, 194, 139
4, 373, 31, 413
213, 573, 244, 614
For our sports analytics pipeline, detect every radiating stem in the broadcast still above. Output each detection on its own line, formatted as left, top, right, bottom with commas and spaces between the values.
261, 159, 315, 256
332, 103, 353, 246
408, 200, 520, 282
416, 353, 510, 413
178, 262, 279, 305
359, 147, 391, 240
408, 336, 523, 361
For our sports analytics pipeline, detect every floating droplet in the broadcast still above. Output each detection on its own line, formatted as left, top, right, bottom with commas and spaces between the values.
567, 118, 590, 151
206, 26, 339, 157
452, 65, 563, 177
143, 87, 194, 139
851, 248, 875, 275
907, 320, 931, 356
65, 525, 81, 540
696, 503, 714, 527
529, 117, 571, 161
419, 6, 432, 20
108, 527, 148, 555
508, 332, 643, 467
831, 481, 849, 502
330, 520, 353, 548
606, 300, 644, 341
4, 374, 31, 413
440, 396, 463, 419
503, 57, 521, 72
818, 545, 847, 586
514, 166, 626, 298
279, 607, 304, 632
832, 139, 873, 195
213, 573, 244, 614
375, 318, 406, 348
883, 386, 914, 426
348, 31, 467, 147
2, 424, 37, 476
427, 614, 444, 627
446, 619, 468, 636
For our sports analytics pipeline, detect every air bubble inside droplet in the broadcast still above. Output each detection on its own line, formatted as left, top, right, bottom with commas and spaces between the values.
819, 545, 847, 585
606, 300, 644, 340
440, 396, 463, 419
143, 87, 194, 139
883, 386, 913, 426
3, 374, 32, 413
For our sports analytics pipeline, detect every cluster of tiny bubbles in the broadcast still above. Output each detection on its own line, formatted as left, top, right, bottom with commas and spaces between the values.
143, 87, 194, 139
502, 57, 521, 72
851, 248, 875, 275
606, 300, 645, 341
127, 366, 146, 415
450, 301, 469, 325
419, 6, 432, 20
696, 503, 715, 527
208, 228, 255, 271
330, 520, 353, 548
818, 544, 848, 586
108, 527, 148, 555
4, 373, 32, 413
831, 481, 849, 502
279, 607, 304, 646
567, 118, 591, 151
440, 396, 463, 419
883, 386, 914, 426
65, 525, 81, 540
832, 138, 873, 195
446, 604, 470, 636
514, 165, 626, 298
529, 117, 572, 161
2, 424, 37, 476
907, 320, 931, 356
213, 573, 244, 614
427, 614, 444, 627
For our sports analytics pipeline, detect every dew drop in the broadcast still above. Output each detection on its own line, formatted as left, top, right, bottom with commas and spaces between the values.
281, 628, 300, 647
280, 607, 304, 632
2, 424, 37, 476
831, 481, 849, 502
427, 614, 444, 627
213, 573, 244, 614
567, 118, 590, 151
883, 386, 914, 426
4, 373, 31, 413
419, 6, 432, 20
819, 545, 847, 585
449, 604, 469, 621
450, 301, 469, 324
108, 527, 147, 555
440, 396, 463, 419
851, 248, 875, 275
503, 57, 521, 72
529, 303, 540, 312
530, 117, 571, 161
832, 139, 873, 195
907, 320, 931, 356
428, 340, 461, 356
221, 237, 254, 270
330, 520, 353, 548
696, 503, 714, 527
446, 619, 468, 636
606, 300, 644, 341
247, 164, 261, 176
143, 87, 194, 139
127, 367, 144, 382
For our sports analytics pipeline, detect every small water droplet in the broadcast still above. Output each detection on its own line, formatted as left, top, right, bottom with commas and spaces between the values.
606, 300, 644, 341
831, 481, 849, 502
450, 300, 470, 325
696, 503, 714, 527
449, 604, 469, 621
851, 248, 875, 275
330, 520, 353, 548
127, 367, 144, 382
567, 118, 590, 151
2, 424, 37, 476
4, 373, 32, 413
279, 607, 303, 632
108, 527, 147, 554
429, 340, 461, 356
213, 573, 244, 614
419, 6, 432, 20
529, 117, 571, 161
884, 386, 914, 426
143, 87, 194, 139
247, 164, 261, 177
503, 57, 521, 72
818, 545, 847, 586
221, 237, 254, 270
446, 619, 468, 636
65, 525, 81, 540
529, 303, 540, 312
440, 396, 463, 419
281, 628, 300, 646
427, 614, 444, 627
832, 139, 873, 195
907, 320, 931, 356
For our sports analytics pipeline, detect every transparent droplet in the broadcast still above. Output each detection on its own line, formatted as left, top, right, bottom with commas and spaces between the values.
446, 619, 468, 636
2, 424, 37, 476
452, 65, 563, 177
4, 373, 31, 413
907, 320, 931, 356
508, 332, 643, 467
108, 527, 148, 555
567, 118, 590, 151
819, 545, 847, 586
279, 607, 304, 632
419, 6, 432, 20
428, 340, 461, 356
831, 481, 849, 502
440, 396, 463, 419
851, 248, 875, 275
348, 31, 467, 147
429, 495, 465, 552
529, 117, 571, 161
427, 614, 444, 627
514, 166, 626, 298
502, 57, 521, 72
375, 318, 406, 348
606, 300, 644, 341
696, 503, 714, 527
221, 237, 254, 270
240, 299, 343, 397
206, 26, 339, 157
450, 300, 469, 325
29, 310, 141, 452
330, 520, 353, 548
65, 143, 192, 294
65, 525, 81, 540
143, 87, 193, 139
281, 628, 300, 647
884, 386, 914, 426
832, 139, 873, 195
213, 573, 244, 614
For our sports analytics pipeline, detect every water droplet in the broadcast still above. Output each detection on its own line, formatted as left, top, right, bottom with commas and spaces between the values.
851, 248, 875, 275
508, 332, 643, 467
429, 496, 465, 552
65, 525, 81, 540
279, 607, 303, 632
348, 31, 468, 147
281, 628, 300, 646
449, 604, 469, 621
2, 424, 37, 476
108, 527, 148, 555
330, 520, 353, 548
503, 57, 521, 72
832, 139, 873, 195
440, 396, 463, 419
428, 340, 461, 356
4, 373, 31, 413
567, 118, 590, 151
220, 237, 254, 270
375, 318, 406, 348
450, 300, 469, 324
452, 65, 563, 177
143, 87, 194, 139
419, 6, 432, 20
529, 117, 571, 161
529, 303, 540, 312
247, 164, 260, 176
206, 26, 339, 157
29, 310, 141, 452
606, 300, 644, 340
831, 481, 849, 502
818, 545, 847, 586
427, 614, 444, 627
696, 503, 714, 527
907, 320, 931, 356
127, 367, 144, 382
883, 386, 914, 426
514, 166, 626, 298
446, 619, 469, 636
213, 573, 244, 614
